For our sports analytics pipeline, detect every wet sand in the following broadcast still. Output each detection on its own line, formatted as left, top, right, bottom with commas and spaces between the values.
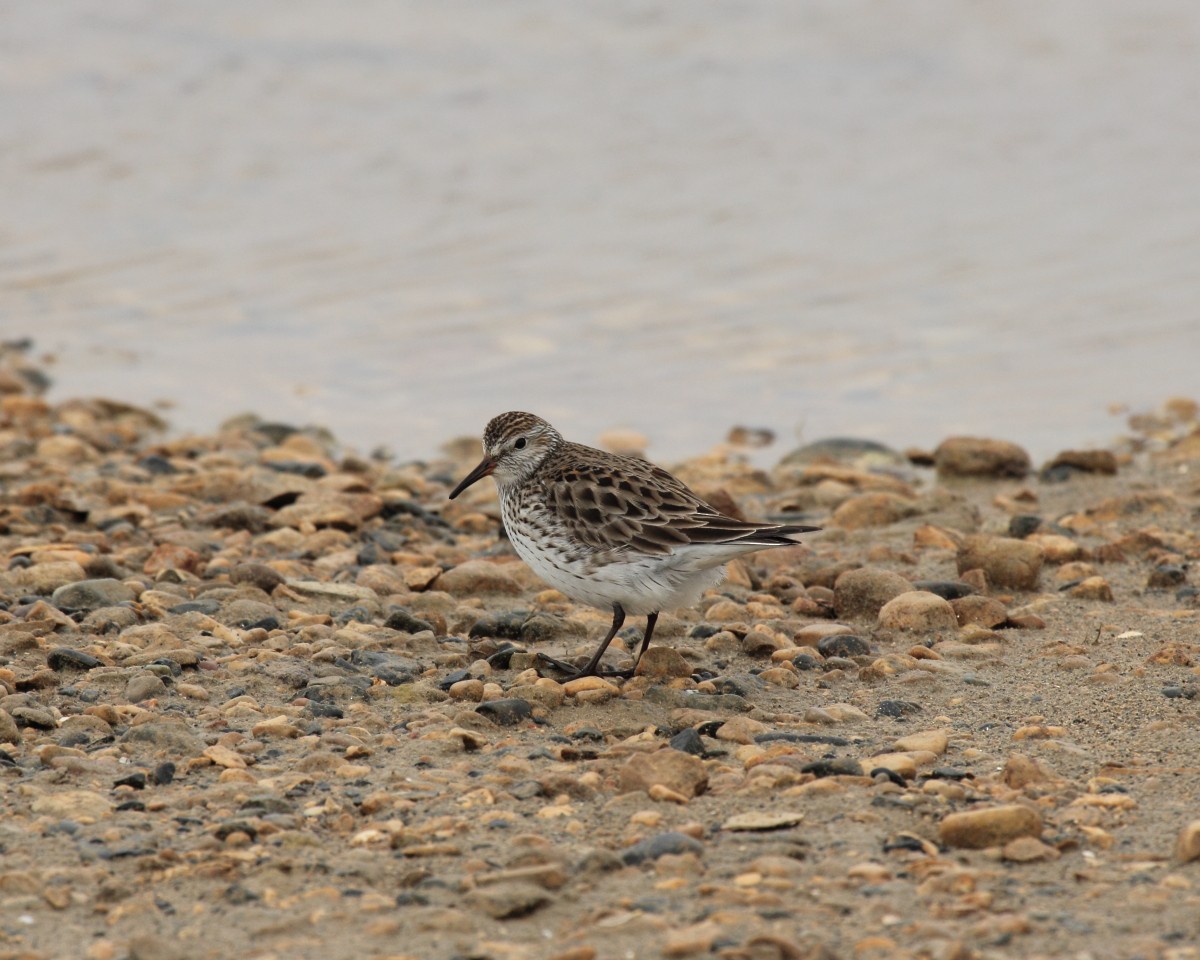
2, 350, 1199, 960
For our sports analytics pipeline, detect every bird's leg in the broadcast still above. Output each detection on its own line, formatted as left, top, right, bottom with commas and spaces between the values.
538, 603, 626, 678
631, 611, 659, 668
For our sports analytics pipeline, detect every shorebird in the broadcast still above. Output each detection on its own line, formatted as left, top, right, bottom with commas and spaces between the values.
449, 412, 818, 677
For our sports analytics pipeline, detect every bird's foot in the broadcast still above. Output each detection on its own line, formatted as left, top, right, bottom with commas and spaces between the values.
536, 652, 633, 680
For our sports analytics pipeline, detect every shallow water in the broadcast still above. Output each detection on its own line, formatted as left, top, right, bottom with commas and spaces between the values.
3, 1, 1198, 462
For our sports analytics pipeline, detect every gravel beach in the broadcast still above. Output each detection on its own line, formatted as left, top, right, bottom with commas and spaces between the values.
1, 353, 1199, 960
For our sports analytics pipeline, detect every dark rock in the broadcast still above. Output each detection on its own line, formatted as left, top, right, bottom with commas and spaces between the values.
800, 758, 864, 778
791, 653, 822, 671
877, 699, 923, 718
152, 762, 176, 785
668, 727, 705, 756
264, 460, 327, 478
348, 649, 421, 684
754, 732, 852, 746
621, 831, 704, 865
476, 698, 533, 726
912, 579, 977, 600
485, 644, 519, 669
136, 454, 177, 476
384, 608, 436, 634
1008, 515, 1045, 539
468, 611, 529, 641
114, 772, 148, 790
1148, 564, 1187, 589
47, 647, 104, 671
168, 599, 221, 616
816, 635, 872, 659
930, 767, 974, 780
1163, 686, 1198, 700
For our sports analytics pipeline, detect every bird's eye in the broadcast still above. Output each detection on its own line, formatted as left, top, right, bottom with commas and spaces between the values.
514, 437, 527, 450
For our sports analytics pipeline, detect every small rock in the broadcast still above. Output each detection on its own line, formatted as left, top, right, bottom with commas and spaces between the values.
468, 881, 550, 919
621, 831, 704, 865
31, 789, 114, 822
51, 578, 136, 611
722, 811, 804, 831
911, 579, 976, 600
1147, 564, 1187, 589
950, 595, 1008, 628
892, 729, 948, 754
124, 674, 168, 703
831, 492, 920, 530
1044, 449, 1118, 476
833, 567, 912, 620
956, 535, 1044, 590
939, 804, 1042, 849
668, 727, 705, 755
1002, 836, 1061, 862
618, 749, 707, 799
632, 645, 692, 680
120, 720, 205, 758
434, 559, 523, 596
230, 563, 286, 592
47, 647, 105, 671
715, 715, 768, 744
476, 698, 533, 726
935, 436, 1031, 478
0, 709, 19, 744
877, 591, 958, 633
1175, 820, 1200, 863
1069, 577, 1114, 601
816, 634, 872, 658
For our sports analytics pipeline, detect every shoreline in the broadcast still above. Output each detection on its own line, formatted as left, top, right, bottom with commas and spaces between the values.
2, 355, 1199, 960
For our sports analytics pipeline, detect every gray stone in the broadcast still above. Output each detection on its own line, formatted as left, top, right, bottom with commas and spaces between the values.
51, 578, 136, 612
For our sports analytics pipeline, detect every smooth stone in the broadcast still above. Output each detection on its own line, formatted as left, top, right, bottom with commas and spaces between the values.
620, 831, 704, 865
912, 579, 977, 600
1044, 449, 1118, 475
31, 789, 114, 822
124, 674, 168, 702
433, 559, 523, 596
876, 700, 923, 718
800, 758, 864, 777
384, 608, 437, 635
939, 804, 1043, 849
475, 698, 533, 726
51, 578, 136, 611
935, 436, 1031, 478
468, 881, 551, 919
722, 811, 805, 831
833, 567, 912, 620
831, 492, 920, 530
950, 595, 1008, 628
348, 649, 422, 683
0, 709, 18, 744
956, 535, 1044, 590
1069, 577, 1114, 601
816, 634, 872, 659
635, 645, 693, 680
1175, 820, 1200, 863
120, 720, 205, 758
47, 647, 105, 671
618, 749, 707, 799
877, 592, 958, 632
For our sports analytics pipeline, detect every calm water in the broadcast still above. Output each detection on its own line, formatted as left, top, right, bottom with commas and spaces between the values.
3, 1, 1198, 462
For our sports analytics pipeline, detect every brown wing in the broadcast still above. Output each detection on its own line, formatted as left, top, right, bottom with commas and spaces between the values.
539, 443, 817, 556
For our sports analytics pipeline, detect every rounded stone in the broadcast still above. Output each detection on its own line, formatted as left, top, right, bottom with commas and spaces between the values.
831, 492, 920, 530
950, 595, 1008, 628
935, 436, 1031, 478
50, 577, 136, 610
877, 591, 958, 633
938, 804, 1042, 849
618, 749, 708, 799
833, 567, 913, 620
956, 535, 1044, 590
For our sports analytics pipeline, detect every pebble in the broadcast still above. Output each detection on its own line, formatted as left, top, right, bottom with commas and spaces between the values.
1069, 576, 1115, 601
832, 567, 913, 619
816, 634, 872, 658
1175, 820, 1200, 862
939, 804, 1043, 849
124, 674, 168, 703
46, 647, 106, 671
956, 534, 1044, 590
877, 591, 959, 632
935, 436, 1031, 478
620, 831, 704, 865
831, 492, 920, 529
618, 749, 708, 799
949, 594, 1008, 628
50, 578, 137, 611
475, 698, 533, 725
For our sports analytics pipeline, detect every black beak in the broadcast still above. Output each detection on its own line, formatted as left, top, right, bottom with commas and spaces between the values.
448, 454, 497, 499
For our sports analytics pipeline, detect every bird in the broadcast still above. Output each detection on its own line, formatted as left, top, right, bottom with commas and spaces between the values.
448, 412, 819, 678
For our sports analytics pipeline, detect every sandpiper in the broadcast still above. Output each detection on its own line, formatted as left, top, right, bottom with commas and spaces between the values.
449, 412, 819, 677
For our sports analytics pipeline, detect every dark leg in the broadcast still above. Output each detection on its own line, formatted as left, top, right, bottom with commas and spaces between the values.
538, 603, 625, 678
631, 612, 659, 669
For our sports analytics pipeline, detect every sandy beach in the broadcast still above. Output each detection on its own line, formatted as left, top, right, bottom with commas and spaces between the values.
1, 348, 1198, 960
